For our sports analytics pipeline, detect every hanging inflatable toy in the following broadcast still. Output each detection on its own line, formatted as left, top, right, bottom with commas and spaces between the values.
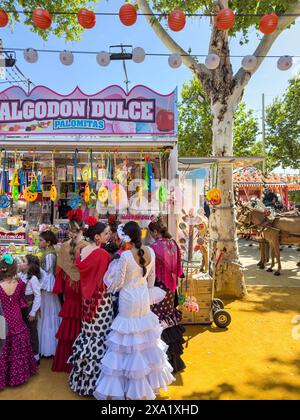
157, 153, 168, 203
36, 173, 43, 193
23, 186, 38, 202
206, 187, 222, 205
68, 149, 82, 209
0, 150, 11, 208
50, 151, 57, 202
88, 189, 97, 208
98, 186, 108, 203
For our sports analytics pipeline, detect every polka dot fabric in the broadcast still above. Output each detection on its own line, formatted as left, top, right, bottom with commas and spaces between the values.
68, 293, 113, 396
0, 280, 37, 390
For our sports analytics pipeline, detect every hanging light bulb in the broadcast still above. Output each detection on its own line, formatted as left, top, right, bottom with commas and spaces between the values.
168, 53, 182, 69
59, 50, 74, 66
132, 47, 146, 64
277, 55, 293, 71
241, 55, 257, 71
205, 53, 220, 70
24, 48, 38, 64
96, 51, 110, 67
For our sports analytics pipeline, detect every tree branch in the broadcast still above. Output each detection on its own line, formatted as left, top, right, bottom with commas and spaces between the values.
135, 0, 210, 80
234, 0, 300, 93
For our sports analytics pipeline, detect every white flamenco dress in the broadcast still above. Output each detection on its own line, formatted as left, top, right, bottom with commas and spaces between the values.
93, 248, 175, 400
37, 253, 61, 357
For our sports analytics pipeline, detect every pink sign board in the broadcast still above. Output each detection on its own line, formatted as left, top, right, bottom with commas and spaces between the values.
0, 85, 177, 136
0, 232, 27, 241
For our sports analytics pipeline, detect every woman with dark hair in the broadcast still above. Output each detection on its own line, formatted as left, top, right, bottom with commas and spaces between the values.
52, 209, 88, 373
69, 216, 113, 397
19, 254, 42, 364
94, 221, 174, 400
148, 217, 186, 373
0, 254, 37, 390
38, 230, 61, 357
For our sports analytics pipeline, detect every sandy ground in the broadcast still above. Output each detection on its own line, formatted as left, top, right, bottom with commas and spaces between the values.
1, 239, 299, 400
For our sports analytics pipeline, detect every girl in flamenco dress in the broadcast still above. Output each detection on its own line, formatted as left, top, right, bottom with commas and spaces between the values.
0, 254, 37, 390
68, 217, 114, 397
52, 209, 88, 373
38, 230, 61, 357
148, 217, 186, 374
93, 221, 174, 400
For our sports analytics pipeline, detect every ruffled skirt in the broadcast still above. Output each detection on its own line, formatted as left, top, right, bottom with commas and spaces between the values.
38, 291, 61, 357
68, 293, 113, 396
0, 328, 37, 390
52, 297, 82, 373
93, 291, 175, 400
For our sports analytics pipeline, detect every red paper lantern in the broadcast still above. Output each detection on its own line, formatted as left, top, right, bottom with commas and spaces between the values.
216, 8, 235, 30
77, 9, 96, 29
168, 10, 186, 32
119, 4, 137, 26
259, 13, 278, 35
0, 10, 9, 27
32, 8, 52, 30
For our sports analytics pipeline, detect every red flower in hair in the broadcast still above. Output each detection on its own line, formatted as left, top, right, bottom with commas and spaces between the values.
67, 209, 83, 222
108, 215, 117, 226
85, 216, 98, 227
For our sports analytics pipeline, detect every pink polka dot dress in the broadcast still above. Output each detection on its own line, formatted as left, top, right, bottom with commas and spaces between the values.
0, 279, 37, 390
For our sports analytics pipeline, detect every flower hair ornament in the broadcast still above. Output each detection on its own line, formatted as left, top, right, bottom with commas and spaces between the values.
67, 209, 83, 222
85, 216, 98, 227
117, 224, 131, 243
39, 224, 49, 233
1, 254, 14, 265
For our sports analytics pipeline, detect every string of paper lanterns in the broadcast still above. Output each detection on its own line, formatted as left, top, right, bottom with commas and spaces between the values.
0, 6, 283, 35
21, 46, 294, 72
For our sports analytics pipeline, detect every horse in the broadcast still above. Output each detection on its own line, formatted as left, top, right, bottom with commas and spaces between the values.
236, 204, 300, 275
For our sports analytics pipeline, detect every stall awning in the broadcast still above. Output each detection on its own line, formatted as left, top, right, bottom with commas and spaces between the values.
178, 156, 265, 170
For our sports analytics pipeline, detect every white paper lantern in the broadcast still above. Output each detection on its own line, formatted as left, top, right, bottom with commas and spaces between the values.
24, 48, 38, 64
205, 53, 220, 70
168, 53, 182, 69
59, 50, 74, 66
96, 51, 110, 67
132, 47, 145, 64
277, 55, 293, 71
242, 55, 257, 71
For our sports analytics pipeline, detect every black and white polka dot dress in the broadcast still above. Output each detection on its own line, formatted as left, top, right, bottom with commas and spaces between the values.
68, 292, 114, 396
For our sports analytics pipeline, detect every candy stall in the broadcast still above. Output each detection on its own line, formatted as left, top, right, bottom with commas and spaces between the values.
0, 84, 179, 256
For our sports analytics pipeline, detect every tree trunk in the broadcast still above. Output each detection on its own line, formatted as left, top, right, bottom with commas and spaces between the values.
209, 100, 247, 298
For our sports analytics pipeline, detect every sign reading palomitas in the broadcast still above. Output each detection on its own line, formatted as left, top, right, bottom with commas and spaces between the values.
0, 85, 177, 136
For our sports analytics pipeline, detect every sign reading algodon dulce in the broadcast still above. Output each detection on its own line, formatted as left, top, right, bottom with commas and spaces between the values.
0, 85, 177, 136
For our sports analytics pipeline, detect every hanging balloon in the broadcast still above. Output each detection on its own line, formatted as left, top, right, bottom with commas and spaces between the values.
12, 186, 19, 201
259, 13, 278, 35
205, 53, 220, 70
32, 8, 52, 30
132, 47, 146, 64
68, 193, 82, 210
119, 3, 137, 26
77, 9, 96, 29
29, 177, 38, 193
241, 55, 257, 71
84, 183, 90, 203
23, 187, 38, 202
59, 50, 74, 66
168, 53, 182, 69
98, 186, 108, 203
157, 185, 168, 203
216, 8, 235, 31
24, 48, 38, 64
0, 194, 10, 208
111, 184, 125, 203
277, 55, 293, 71
0, 10, 9, 27
96, 51, 111, 67
168, 10, 186, 32
50, 184, 58, 202
87, 190, 97, 208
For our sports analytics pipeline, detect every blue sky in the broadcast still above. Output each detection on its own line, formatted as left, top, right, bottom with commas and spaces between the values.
1, 0, 300, 121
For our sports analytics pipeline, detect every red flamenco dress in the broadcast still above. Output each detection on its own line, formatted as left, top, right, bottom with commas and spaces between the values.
52, 240, 87, 373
